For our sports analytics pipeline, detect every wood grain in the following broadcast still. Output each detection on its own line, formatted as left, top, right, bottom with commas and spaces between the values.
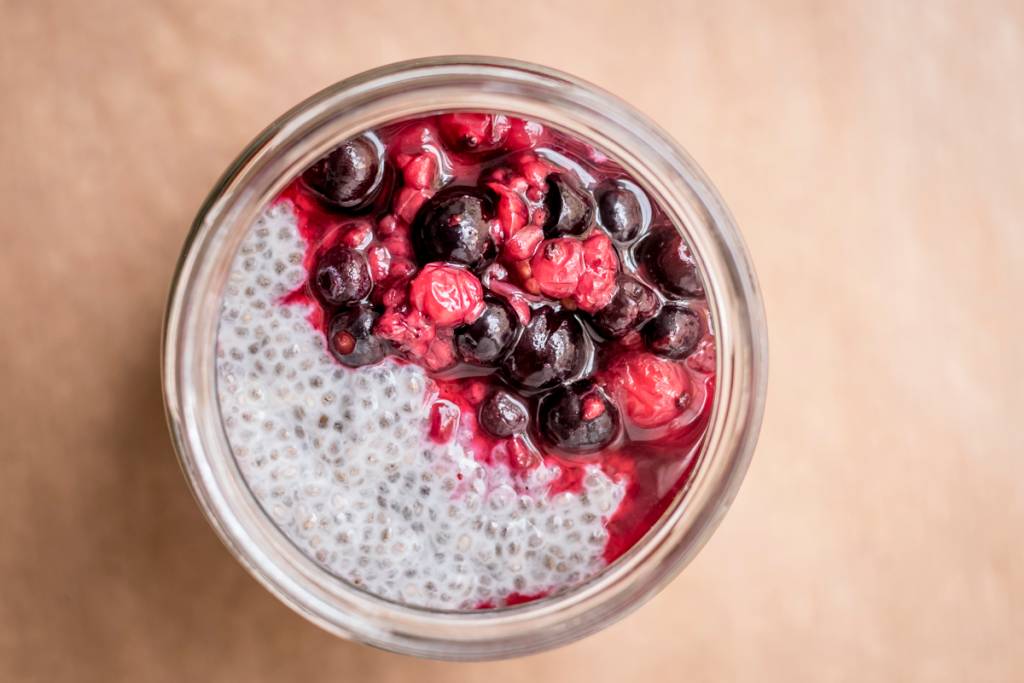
1, 1, 1021, 680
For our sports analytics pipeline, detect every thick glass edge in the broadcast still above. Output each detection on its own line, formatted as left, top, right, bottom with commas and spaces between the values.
161, 55, 768, 660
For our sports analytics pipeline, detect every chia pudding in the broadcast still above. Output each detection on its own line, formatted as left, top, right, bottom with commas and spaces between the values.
216, 112, 716, 610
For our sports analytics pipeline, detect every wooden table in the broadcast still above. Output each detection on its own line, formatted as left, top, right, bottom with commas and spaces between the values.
2, 1, 1020, 680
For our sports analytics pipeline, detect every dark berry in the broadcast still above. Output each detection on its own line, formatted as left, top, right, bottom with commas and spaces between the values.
502, 306, 587, 391
538, 383, 619, 454
327, 304, 387, 367
597, 182, 645, 242
543, 173, 594, 237
642, 304, 701, 359
411, 186, 495, 268
302, 136, 384, 210
591, 275, 659, 339
478, 390, 528, 438
636, 224, 704, 298
312, 246, 372, 306
454, 297, 519, 366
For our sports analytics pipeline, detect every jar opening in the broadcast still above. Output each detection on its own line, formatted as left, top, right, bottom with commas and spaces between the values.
163, 56, 767, 660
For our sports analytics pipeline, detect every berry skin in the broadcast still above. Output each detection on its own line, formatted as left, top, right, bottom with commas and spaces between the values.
504, 118, 544, 151
538, 383, 619, 454
437, 113, 510, 153
411, 186, 496, 268
502, 306, 588, 391
327, 304, 387, 367
429, 400, 460, 442
573, 232, 619, 313
636, 225, 704, 298
312, 246, 372, 306
408, 263, 485, 327
530, 238, 585, 299
422, 329, 457, 372
374, 307, 435, 357
597, 182, 645, 242
302, 136, 385, 210
400, 152, 438, 190
591, 275, 660, 339
454, 297, 519, 366
605, 352, 690, 428
543, 174, 594, 236
478, 390, 529, 438
642, 305, 701, 359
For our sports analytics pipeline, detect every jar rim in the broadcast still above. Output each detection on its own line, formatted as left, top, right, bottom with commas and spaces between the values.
162, 55, 768, 660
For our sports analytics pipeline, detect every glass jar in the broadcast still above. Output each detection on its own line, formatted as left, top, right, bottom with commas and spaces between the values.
162, 56, 768, 660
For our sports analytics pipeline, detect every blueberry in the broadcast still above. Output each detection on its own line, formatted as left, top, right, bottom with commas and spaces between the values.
478, 390, 528, 438
590, 275, 660, 339
327, 304, 387, 367
411, 186, 495, 268
502, 306, 587, 391
454, 297, 519, 366
312, 246, 372, 306
543, 173, 593, 237
538, 382, 619, 454
642, 304, 701, 359
597, 182, 645, 242
302, 136, 384, 210
635, 225, 704, 298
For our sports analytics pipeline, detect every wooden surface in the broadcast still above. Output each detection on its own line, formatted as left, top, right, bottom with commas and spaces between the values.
2, 1, 1021, 680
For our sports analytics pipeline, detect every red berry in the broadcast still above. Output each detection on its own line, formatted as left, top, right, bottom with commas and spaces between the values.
381, 232, 413, 260
686, 338, 716, 374
408, 263, 485, 327
487, 279, 533, 325
517, 153, 557, 190
400, 152, 438, 190
605, 352, 691, 428
507, 436, 541, 470
428, 400, 460, 443
422, 329, 457, 371
504, 118, 544, 151
437, 113, 510, 152
377, 214, 401, 236
573, 232, 619, 312
530, 238, 585, 299
366, 245, 391, 283
581, 394, 607, 421
394, 186, 431, 224
486, 181, 528, 238
504, 223, 544, 261
339, 220, 373, 249
374, 307, 435, 357
389, 121, 441, 159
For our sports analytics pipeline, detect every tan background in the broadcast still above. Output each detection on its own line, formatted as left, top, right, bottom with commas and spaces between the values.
2, 0, 1022, 681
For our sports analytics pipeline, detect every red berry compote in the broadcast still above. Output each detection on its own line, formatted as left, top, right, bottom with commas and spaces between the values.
216, 112, 715, 610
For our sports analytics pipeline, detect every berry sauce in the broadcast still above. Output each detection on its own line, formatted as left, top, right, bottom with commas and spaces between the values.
270, 112, 715, 606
